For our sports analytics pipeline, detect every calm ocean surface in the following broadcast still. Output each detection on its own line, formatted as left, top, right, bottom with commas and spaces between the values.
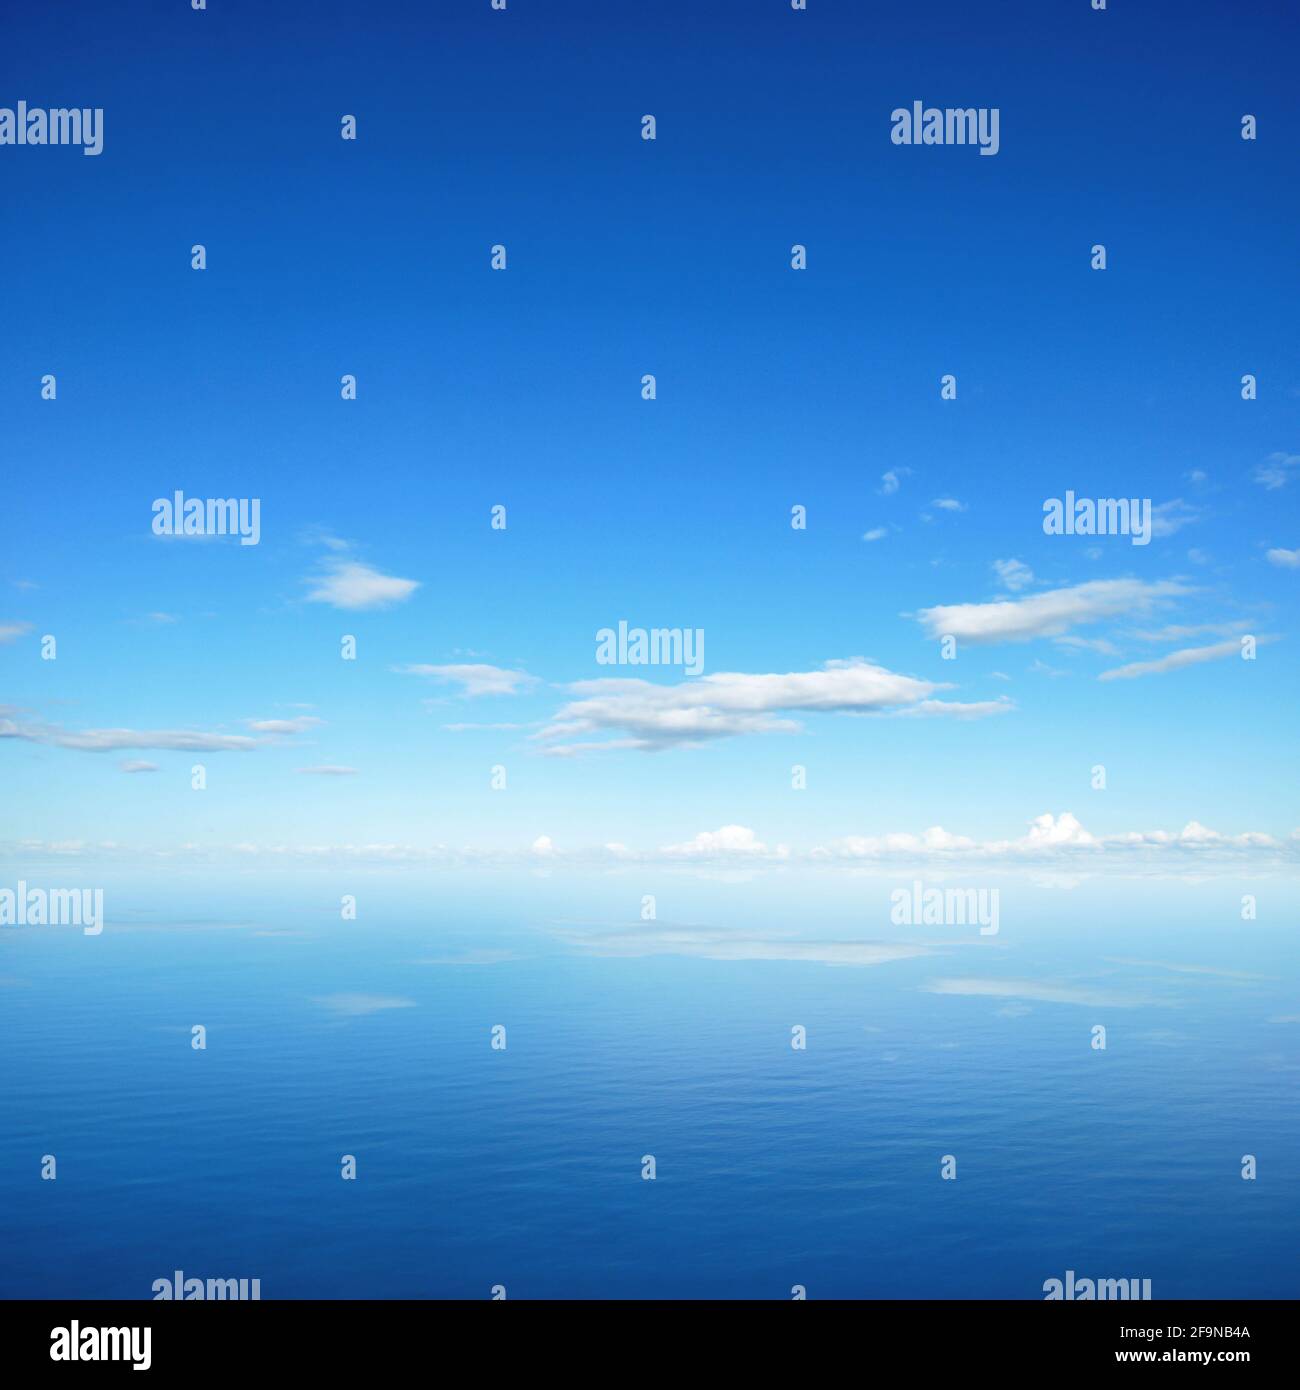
2, 871, 1297, 1299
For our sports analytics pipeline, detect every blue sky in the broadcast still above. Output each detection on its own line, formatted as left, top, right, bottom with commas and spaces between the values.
2, 0, 1297, 875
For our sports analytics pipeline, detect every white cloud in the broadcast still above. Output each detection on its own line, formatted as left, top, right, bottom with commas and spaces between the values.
562, 927, 931, 969
660, 825, 786, 859
1266, 548, 1300, 569
815, 825, 976, 858
932, 497, 966, 512
1104, 821, 1279, 850
924, 978, 1158, 1008
536, 658, 1003, 753
886, 697, 1015, 720
879, 469, 908, 495
1053, 635, 1120, 656
306, 560, 419, 610
1097, 637, 1246, 681
863, 527, 888, 542
119, 760, 158, 774
296, 765, 358, 776
442, 721, 530, 732
1131, 622, 1249, 643
1, 719, 259, 753
397, 663, 538, 697
247, 716, 324, 734
1253, 452, 1299, 490
992, 558, 1034, 592
1021, 811, 1095, 846
814, 812, 1096, 860
1150, 499, 1199, 538
3, 712, 327, 754
0, 622, 32, 644
19, 813, 1292, 872
917, 579, 1189, 645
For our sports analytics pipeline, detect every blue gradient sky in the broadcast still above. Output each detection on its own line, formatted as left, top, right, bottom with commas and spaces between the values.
2, 0, 1297, 869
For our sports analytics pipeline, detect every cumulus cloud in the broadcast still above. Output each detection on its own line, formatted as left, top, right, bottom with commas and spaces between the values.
1266, 548, 1300, 569
396, 663, 539, 697
1097, 637, 1248, 681
1021, 811, 1095, 846
535, 658, 1003, 753
660, 825, 787, 859
814, 825, 977, 858
305, 560, 419, 610
932, 497, 966, 512
1102, 821, 1279, 850
24, 813, 1291, 872
916, 579, 1189, 644
812, 814, 1281, 863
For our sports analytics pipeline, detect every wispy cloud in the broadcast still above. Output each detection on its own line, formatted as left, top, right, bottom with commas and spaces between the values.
1150, 499, 1200, 538
561, 925, 932, 969
992, 558, 1034, 592
442, 721, 532, 732
1266, 547, 1300, 569
916, 579, 1189, 644
1102, 957, 1264, 981
296, 765, 358, 776
246, 716, 324, 734
878, 468, 910, 496
1253, 452, 1299, 490
0, 718, 259, 753
311, 994, 415, 1017
305, 560, 419, 610
1131, 621, 1250, 643
924, 978, 1162, 1008
1097, 637, 1255, 681
0, 622, 33, 645
883, 697, 1016, 720
396, 663, 539, 697
2, 712, 326, 754
1053, 635, 1120, 656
